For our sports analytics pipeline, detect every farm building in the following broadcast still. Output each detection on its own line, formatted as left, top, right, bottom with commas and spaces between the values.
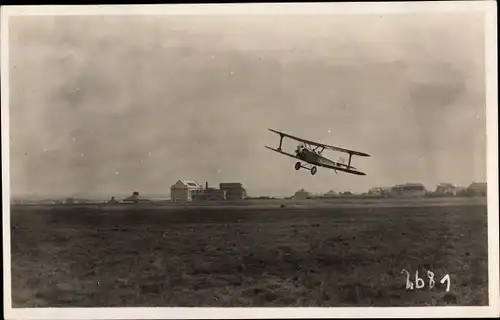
390, 183, 426, 197
367, 187, 391, 197
64, 197, 75, 204
122, 191, 152, 203
106, 196, 119, 204
170, 180, 203, 202
319, 190, 337, 198
122, 192, 140, 203
192, 182, 226, 201
368, 187, 385, 196
435, 183, 457, 195
467, 182, 487, 196
455, 186, 467, 196
294, 188, 311, 200
219, 182, 247, 200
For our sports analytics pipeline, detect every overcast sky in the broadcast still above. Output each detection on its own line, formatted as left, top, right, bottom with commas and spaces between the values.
8, 13, 487, 198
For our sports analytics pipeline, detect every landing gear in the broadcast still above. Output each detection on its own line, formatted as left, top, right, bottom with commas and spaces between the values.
294, 162, 318, 175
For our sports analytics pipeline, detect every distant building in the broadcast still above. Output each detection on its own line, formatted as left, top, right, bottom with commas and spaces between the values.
382, 187, 392, 197
248, 196, 275, 200
219, 182, 247, 200
435, 183, 457, 195
170, 180, 203, 202
320, 190, 337, 198
368, 187, 385, 196
307, 193, 321, 199
467, 182, 487, 196
294, 188, 311, 200
453, 186, 467, 196
122, 191, 140, 203
106, 196, 119, 204
122, 191, 152, 203
339, 191, 353, 196
192, 182, 226, 201
390, 183, 426, 197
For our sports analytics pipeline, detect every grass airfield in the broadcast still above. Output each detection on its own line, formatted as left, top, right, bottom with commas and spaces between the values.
10, 197, 488, 307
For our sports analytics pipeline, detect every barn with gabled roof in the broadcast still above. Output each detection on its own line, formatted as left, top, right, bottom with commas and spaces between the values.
170, 180, 203, 202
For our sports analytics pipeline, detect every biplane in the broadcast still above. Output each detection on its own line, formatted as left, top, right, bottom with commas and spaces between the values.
265, 128, 370, 176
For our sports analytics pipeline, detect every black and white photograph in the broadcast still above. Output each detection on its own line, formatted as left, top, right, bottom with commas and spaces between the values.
2, 2, 498, 319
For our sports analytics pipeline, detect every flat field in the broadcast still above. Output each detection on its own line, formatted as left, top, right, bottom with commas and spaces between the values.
9, 198, 489, 307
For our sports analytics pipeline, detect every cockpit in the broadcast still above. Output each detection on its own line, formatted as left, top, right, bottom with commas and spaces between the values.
296, 144, 311, 159
295, 144, 304, 154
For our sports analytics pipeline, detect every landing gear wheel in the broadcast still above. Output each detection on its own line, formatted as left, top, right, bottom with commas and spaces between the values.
311, 166, 317, 175
295, 162, 301, 170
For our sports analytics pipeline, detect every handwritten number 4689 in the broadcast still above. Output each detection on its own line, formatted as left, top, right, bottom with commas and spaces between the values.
401, 269, 450, 292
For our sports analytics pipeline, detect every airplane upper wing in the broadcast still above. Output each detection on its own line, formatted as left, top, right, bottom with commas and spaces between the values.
268, 128, 370, 157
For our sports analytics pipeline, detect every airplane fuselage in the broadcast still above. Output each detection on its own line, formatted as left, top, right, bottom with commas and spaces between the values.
297, 149, 339, 167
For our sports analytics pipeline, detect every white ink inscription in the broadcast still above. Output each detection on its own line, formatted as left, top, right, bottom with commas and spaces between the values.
401, 269, 450, 292
427, 270, 435, 289
440, 273, 451, 292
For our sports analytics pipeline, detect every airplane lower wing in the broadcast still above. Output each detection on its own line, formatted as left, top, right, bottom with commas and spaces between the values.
269, 128, 370, 157
317, 162, 366, 176
265, 146, 298, 160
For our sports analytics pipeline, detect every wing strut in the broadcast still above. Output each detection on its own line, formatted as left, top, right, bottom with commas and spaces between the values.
278, 134, 284, 151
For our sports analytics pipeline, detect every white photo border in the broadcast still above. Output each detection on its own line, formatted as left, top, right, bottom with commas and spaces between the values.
2, 2, 498, 319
